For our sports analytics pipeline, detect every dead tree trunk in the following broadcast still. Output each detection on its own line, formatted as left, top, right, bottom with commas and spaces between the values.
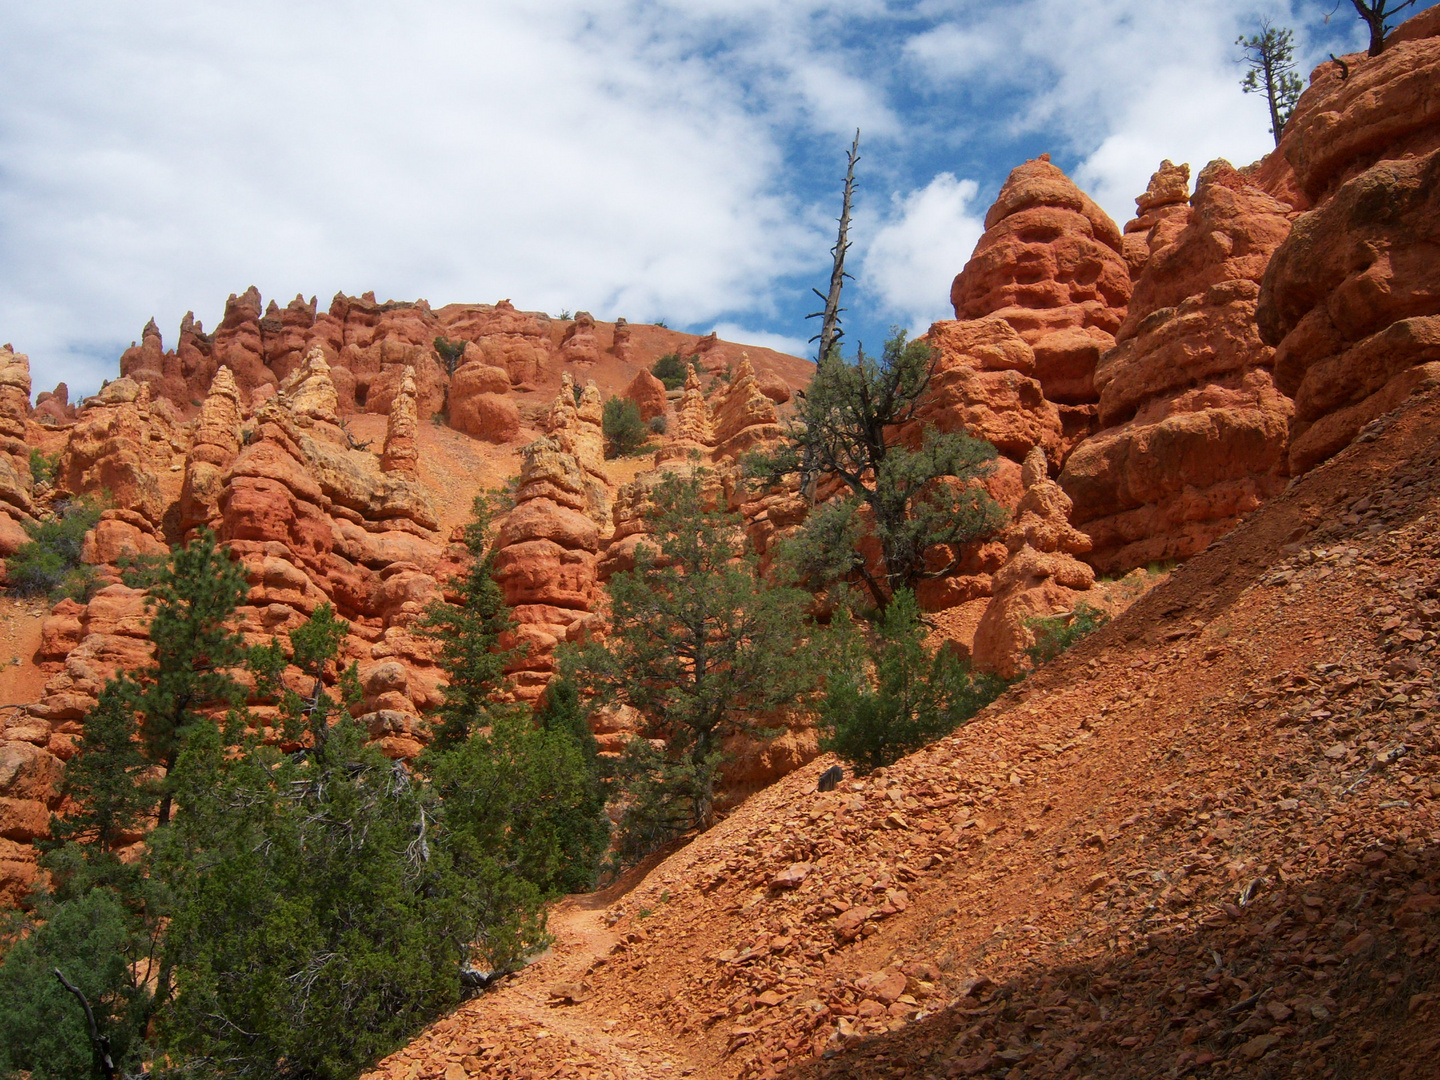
1348, 0, 1416, 56
53, 969, 117, 1080
809, 130, 860, 365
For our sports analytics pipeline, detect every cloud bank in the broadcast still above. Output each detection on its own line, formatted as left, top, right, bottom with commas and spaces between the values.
0, 0, 1398, 390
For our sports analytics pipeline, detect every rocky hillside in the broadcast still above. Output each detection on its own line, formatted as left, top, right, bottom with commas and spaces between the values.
362, 380, 1440, 1080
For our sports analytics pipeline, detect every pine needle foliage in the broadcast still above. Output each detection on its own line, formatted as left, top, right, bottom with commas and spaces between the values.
416, 492, 518, 750
820, 589, 1007, 773
749, 330, 1007, 612
574, 473, 821, 860
1237, 20, 1304, 146
5, 496, 103, 600
602, 397, 649, 458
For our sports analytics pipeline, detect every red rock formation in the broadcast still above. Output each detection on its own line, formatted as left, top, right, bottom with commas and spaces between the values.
1060, 161, 1295, 574
381, 367, 420, 477
973, 447, 1095, 678
448, 353, 519, 443
492, 438, 603, 700
1281, 13, 1440, 205
559, 311, 602, 365
0, 347, 35, 554
440, 300, 553, 387
210, 286, 271, 402
612, 317, 634, 362
1255, 9, 1440, 475
33, 382, 74, 426
60, 379, 178, 530
909, 318, 1065, 469
669, 368, 714, 449
547, 374, 608, 516
178, 365, 243, 536
118, 318, 187, 403
1259, 151, 1440, 473
623, 369, 668, 424
1121, 160, 1191, 279
711, 355, 781, 460
0, 740, 65, 904
950, 154, 1131, 407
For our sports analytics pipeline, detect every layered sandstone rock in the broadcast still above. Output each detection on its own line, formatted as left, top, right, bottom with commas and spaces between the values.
1061, 162, 1295, 574
492, 438, 603, 700
1121, 161, 1191, 278
670, 368, 714, 448
61, 378, 179, 530
448, 353, 519, 444
1253, 9, 1440, 475
0, 347, 35, 554
33, 383, 74, 427
909, 318, 1065, 470
1281, 12, 1440, 204
118, 318, 187, 404
0, 740, 65, 904
950, 155, 1131, 407
380, 367, 420, 477
973, 447, 1095, 679
612, 318, 634, 362
178, 365, 243, 536
711, 355, 781, 460
559, 311, 602, 365
1259, 151, 1440, 474
546, 374, 609, 518
281, 347, 342, 427
442, 300, 553, 387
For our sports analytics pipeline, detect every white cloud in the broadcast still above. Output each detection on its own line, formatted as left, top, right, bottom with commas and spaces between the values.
859, 173, 983, 333
709, 324, 812, 359
903, 0, 1339, 224
1, 0, 1395, 396
0, 0, 865, 393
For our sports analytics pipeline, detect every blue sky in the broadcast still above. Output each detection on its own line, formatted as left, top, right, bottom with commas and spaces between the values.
1, 0, 1425, 396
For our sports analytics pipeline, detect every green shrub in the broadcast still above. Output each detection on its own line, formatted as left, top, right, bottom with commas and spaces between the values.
650, 353, 699, 391
0, 889, 151, 1080
433, 336, 466, 376
5, 497, 103, 600
1024, 601, 1110, 668
648, 414, 668, 436
820, 590, 1007, 773
27, 448, 58, 487
602, 397, 649, 458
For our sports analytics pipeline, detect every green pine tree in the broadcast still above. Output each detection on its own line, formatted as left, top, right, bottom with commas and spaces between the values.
417, 493, 518, 750
819, 589, 1008, 773
749, 329, 1007, 613
120, 529, 251, 826
574, 473, 821, 862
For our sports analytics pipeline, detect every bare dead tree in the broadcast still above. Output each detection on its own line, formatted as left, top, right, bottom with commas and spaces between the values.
808, 130, 860, 365
53, 969, 117, 1080
1338, 0, 1417, 56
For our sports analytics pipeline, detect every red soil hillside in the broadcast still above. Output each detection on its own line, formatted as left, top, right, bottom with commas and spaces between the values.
366, 385, 1440, 1080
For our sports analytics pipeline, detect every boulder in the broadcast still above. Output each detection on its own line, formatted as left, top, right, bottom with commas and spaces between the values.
623, 369, 669, 423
